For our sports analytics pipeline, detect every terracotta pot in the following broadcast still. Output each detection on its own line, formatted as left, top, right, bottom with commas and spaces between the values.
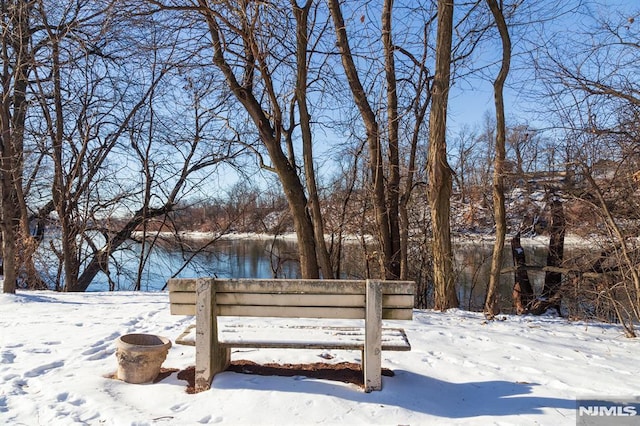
115, 334, 172, 384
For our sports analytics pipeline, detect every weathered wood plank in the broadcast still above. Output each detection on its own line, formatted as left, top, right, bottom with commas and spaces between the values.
382, 308, 413, 320
195, 278, 214, 392
168, 278, 197, 292
176, 323, 411, 351
168, 292, 195, 304
171, 302, 413, 320
383, 294, 414, 308
170, 303, 196, 316
217, 305, 366, 319
216, 293, 365, 307
215, 279, 365, 294
364, 280, 382, 392
169, 291, 414, 309
168, 278, 415, 296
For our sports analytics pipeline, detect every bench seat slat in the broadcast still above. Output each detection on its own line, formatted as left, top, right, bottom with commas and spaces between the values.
218, 294, 413, 308
176, 324, 411, 351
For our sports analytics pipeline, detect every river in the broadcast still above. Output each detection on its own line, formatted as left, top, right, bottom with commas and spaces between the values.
57, 236, 555, 311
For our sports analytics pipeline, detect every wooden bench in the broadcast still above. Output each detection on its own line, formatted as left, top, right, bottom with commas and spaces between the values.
167, 278, 415, 392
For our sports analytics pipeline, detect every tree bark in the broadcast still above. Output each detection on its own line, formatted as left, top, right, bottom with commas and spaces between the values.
428, 0, 458, 310
382, 0, 402, 279
0, 0, 33, 293
530, 194, 565, 314
511, 233, 534, 314
484, 0, 511, 318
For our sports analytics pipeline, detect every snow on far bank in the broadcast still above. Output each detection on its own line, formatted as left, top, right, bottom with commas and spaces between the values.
132, 230, 374, 244
133, 230, 589, 247
452, 232, 589, 248
1, 290, 638, 425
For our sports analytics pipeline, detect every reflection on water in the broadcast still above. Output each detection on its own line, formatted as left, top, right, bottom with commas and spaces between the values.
86, 238, 302, 292
454, 241, 550, 311
73, 237, 552, 313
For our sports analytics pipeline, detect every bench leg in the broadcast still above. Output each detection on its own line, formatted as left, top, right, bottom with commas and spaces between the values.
195, 278, 230, 392
364, 279, 382, 392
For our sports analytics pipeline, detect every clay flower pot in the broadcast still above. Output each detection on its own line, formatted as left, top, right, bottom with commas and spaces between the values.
115, 334, 172, 384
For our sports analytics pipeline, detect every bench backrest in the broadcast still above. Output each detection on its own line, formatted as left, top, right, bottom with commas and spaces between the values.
168, 278, 414, 320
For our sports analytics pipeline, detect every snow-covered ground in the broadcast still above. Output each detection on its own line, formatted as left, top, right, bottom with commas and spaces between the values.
1, 290, 638, 425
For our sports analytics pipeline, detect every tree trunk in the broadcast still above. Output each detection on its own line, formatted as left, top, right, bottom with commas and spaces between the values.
0, 0, 33, 293
293, 0, 333, 279
0, 182, 18, 293
531, 194, 565, 314
484, 0, 511, 318
382, 0, 402, 279
0, 91, 17, 292
511, 233, 534, 314
428, 0, 458, 310
72, 206, 173, 291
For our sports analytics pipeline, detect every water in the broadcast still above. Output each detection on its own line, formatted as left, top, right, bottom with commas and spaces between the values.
454, 240, 550, 310
40, 236, 552, 311
79, 238, 302, 292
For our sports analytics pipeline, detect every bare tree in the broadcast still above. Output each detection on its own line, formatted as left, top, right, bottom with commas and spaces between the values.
1, 0, 42, 293
150, 0, 331, 278
428, 0, 458, 310
326, 0, 401, 279
292, 0, 333, 278
529, 5, 639, 331
484, 0, 511, 318
31, 2, 175, 291
9, 2, 244, 292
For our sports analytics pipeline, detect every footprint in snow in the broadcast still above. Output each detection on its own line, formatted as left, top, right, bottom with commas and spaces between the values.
170, 403, 188, 413
4, 343, 24, 349
82, 332, 121, 357
122, 316, 145, 327
24, 360, 64, 378
1, 351, 16, 364
56, 392, 85, 406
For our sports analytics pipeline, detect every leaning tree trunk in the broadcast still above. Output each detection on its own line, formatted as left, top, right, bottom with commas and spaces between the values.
484, 0, 511, 318
202, 7, 320, 278
428, 0, 458, 310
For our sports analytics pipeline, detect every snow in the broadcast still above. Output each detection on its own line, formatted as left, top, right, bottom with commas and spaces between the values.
1, 290, 638, 425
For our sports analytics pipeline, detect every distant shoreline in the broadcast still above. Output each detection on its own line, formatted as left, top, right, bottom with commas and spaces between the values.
131, 230, 588, 247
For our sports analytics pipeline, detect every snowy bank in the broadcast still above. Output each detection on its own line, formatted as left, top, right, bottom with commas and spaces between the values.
0, 291, 638, 425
